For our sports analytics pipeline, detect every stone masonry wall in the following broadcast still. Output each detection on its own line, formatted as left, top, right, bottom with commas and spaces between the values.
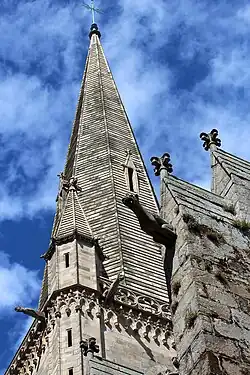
211, 148, 250, 222
161, 174, 250, 375
5, 235, 176, 375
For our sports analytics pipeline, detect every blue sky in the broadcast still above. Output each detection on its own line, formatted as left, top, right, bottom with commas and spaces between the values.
1, 0, 250, 371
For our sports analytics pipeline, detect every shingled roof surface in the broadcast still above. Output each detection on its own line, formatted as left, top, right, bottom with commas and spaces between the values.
39, 27, 168, 307
54, 188, 92, 241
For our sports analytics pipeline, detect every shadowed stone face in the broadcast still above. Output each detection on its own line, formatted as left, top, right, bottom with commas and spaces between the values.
122, 193, 139, 209
122, 193, 176, 245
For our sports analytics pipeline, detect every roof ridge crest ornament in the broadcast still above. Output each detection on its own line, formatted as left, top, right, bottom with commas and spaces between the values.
68, 176, 82, 192
151, 153, 173, 177
200, 128, 221, 151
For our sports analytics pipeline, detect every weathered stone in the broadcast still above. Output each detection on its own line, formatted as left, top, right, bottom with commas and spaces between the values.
178, 349, 193, 375
176, 315, 213, 359
189, 351, 223, 375
205, 334, 241, 360
235, 295, 250, 315
221, 358, 247, 375
206, 285, 238, 308
161, 146, 250, 375
231, 308, 250, 331
213, 320, 243, 341
197, 297, 231, 321
190, 331, 241, 367
230, 283, 250, 300
239, 341, 250, 364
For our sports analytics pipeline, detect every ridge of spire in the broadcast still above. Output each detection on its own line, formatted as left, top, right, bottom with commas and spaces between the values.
59, 28, 168, 301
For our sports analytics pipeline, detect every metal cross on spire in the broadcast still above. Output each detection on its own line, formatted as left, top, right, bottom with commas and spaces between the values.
83, 0, 103, 24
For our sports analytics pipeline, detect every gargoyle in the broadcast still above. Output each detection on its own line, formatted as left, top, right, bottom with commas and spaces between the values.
122, 193, 176, 246
102, 272, 124, 306
122, 193, 177, 303
15, 306, 46, 324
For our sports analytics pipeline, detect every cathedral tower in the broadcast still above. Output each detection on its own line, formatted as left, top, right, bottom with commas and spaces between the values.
5, 23, 177, 375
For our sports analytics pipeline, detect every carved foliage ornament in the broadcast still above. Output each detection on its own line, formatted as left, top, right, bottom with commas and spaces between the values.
56, 173, 82, 201
200, 128, 221, 151
62, 176, 82, 193
151, 153, 173, 176
111, 285, 170, 319
80, 337, 99, 357
10, 286, 172, 373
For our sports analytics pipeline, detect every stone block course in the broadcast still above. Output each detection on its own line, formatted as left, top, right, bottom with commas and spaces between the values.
205, 285, 238, 308
221, 358, 245, 375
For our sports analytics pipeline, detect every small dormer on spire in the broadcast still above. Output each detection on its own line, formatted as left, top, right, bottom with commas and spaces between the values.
200, 128, 221, 151
123, 149, 139, 193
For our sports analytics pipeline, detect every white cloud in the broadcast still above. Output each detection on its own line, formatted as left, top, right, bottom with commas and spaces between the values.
0, 251, 40, 311
0, 0, 250, 220
237, 4, 250, 24
210, 48, 250, 88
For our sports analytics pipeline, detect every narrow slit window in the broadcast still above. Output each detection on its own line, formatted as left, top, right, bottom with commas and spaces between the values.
67, 329, 72, 347
65, 253, 70, 268
69, 369, 73, 375
128, 167, 134, 192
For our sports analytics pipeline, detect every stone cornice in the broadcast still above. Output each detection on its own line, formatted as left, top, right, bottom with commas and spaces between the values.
41, 231, 96, 261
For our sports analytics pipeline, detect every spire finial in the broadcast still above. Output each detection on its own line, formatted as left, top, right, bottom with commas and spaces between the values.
80, 337, 99, 357
150, 153, 173, 177
83, 0, 103, 25
200, 129, 221, 151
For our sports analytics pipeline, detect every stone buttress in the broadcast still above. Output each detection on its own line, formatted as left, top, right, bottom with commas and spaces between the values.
158, 129, 250, 375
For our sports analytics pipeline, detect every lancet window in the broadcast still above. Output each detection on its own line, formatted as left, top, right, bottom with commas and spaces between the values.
123, 150, 139, 193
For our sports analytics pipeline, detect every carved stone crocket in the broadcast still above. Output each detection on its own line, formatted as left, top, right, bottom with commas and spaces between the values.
102, 272, 124, 306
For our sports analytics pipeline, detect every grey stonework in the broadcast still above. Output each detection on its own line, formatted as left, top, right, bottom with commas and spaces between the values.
7, 20, 250, 375
159, 138, 250, 375
59, 30, 168, 301
5, 25, 175, 375
6, 270, 176, 374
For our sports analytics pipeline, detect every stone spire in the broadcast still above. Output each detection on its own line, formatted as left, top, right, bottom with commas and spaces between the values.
5, 23, 177, 375
58, 22, 168, 300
